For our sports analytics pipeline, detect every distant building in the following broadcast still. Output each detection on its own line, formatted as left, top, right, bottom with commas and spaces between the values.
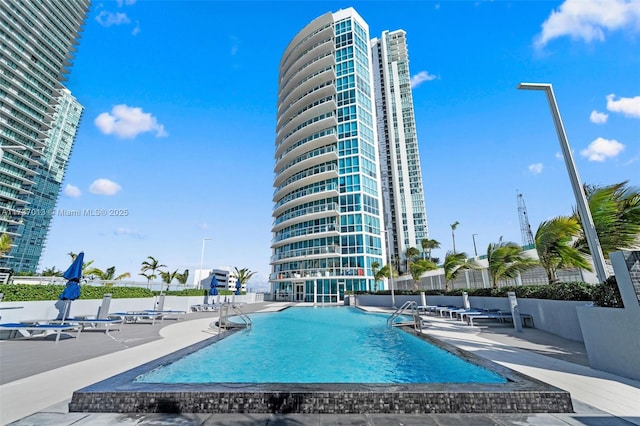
271, 8, 387, 302
0, 0, 90, 272
371, 30, 429, 272
196, 267, 243, 292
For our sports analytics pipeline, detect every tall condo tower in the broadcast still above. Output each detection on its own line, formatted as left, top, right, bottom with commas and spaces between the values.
271, 8, 386, 302
0, 0, 89, 272
371, 30, 429, 273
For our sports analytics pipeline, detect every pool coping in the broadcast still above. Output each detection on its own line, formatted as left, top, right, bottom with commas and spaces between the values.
69, 312, 574, 414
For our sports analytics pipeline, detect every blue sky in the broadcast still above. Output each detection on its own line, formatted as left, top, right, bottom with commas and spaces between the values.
40, 0, 639, 288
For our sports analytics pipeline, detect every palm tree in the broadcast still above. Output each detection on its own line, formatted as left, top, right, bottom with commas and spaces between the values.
371, 262, 392, 292
450, 221, 460, 253
405, 247, 420, 273
421, 238, 440, 261
67, 252, 94, 275
443, 251, 476, 292
574, 181, 640, 256
140, 256, 166, 283
1, 233, 12, 257
408, 259, 437, 291
535, 216, 592, 283
487, 239, 538, 289
175, 269, 189, 285
159, 269, 178, 291
371, 261, 381, 292
85, 266, 131, 282
234, 267, 256, 292
41, 266, 63, 276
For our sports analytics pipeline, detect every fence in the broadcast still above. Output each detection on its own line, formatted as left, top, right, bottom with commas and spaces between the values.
389, 265, 590, 292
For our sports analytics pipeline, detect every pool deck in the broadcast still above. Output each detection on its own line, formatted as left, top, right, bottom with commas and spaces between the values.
0, 301, 639, 425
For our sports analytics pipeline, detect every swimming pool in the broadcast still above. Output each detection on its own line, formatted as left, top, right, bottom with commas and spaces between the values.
70, 305, 573, 414
137, 307, 505, 384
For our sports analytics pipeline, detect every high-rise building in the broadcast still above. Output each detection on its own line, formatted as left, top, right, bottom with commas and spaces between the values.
0, 0, 89, 272
371, 30, 429, 272
271, 8, 387, 302
5, 89, 83, 272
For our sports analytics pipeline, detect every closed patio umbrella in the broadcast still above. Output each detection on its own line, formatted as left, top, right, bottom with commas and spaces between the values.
235, 279, 242, 296
209, 276, 219, 296
59, 252, 84, 320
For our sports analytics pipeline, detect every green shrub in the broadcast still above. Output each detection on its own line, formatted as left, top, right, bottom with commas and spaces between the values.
0, 284, 154, 302
592, 276, 624, 308
355, 281, 597, 301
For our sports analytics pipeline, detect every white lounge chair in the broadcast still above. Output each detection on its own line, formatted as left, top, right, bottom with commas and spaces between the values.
0, 322, 81, 343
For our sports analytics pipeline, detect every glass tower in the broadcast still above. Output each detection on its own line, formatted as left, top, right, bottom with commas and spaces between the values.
0, 0, 89, 272
5, 89, 83, 272
271, 8, 386, 302
371, 30, 429, 272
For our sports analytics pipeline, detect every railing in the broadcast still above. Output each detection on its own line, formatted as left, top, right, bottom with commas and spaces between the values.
387, 300, 421, 331
217, 303, 252, 334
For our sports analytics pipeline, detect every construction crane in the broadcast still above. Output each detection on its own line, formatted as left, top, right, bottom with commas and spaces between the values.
517, 191, 535, 247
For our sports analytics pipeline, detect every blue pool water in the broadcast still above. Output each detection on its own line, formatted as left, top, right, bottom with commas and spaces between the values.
137, 307, 506, 384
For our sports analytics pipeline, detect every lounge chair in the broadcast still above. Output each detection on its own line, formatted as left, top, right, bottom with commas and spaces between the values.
437, 306, 463, 317
417, 305, 438, 315
190, 304, 219, 312
0, 322, 81, 343
466, 311, 534, 328
108, 311, 163, 324
55, 317, 123, 335
141, 309, 187, 322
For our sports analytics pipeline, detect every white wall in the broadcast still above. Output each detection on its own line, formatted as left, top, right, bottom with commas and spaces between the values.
0, 293, 263, 324
577, 251, 640, 380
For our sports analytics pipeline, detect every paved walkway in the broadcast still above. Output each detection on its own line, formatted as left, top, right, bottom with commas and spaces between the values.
0, 302, 639, 425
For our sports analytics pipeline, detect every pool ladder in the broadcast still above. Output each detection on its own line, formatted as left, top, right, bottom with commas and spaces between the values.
216, 303, 252, 334
387, 301, 423, 332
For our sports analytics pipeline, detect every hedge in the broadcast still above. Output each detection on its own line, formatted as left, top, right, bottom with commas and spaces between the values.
364, 281, 621, 303
0, 284, 247, 302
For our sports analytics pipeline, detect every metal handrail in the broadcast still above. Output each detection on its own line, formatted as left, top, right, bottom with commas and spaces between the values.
217, 303, 252, 334
387, 301, 422, 331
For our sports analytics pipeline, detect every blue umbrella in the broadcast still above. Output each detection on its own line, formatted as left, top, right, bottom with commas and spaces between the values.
59, 252, 84, 320
60, 252, 83, 301
235, 279, 242, 296
63, 251, 84, 281
59, 281, 81, 301
209, 276, 219, 296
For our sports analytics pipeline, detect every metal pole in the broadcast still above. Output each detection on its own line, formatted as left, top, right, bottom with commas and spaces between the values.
385, 228, 396, 308
199, 238, 212, 289
518, 83, 608, 283
472, 234, 478, 257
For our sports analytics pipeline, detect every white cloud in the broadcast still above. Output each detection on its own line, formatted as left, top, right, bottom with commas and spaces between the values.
200, 223, 210, 230
590, 110, 609, 124
528, 163, 544, 174
94, 105, 168, 139
132, 20, 141, 36
95, 11, 130, 27
606, 93, 640, 118
116, 0, 137, 6
63, 184, 81, 198
580, 137, 625, 161
535, 0, 640, 48
230, 36, 240, 56
410, 71, 439, 88
89, 178, 122, 195
114, 228, 145, 239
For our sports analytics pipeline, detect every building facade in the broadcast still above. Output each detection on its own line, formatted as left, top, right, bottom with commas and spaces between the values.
0, 0, 89, 272
371, 30, 429, 272
271, 8, 387, 302
197, 267, 241, 292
